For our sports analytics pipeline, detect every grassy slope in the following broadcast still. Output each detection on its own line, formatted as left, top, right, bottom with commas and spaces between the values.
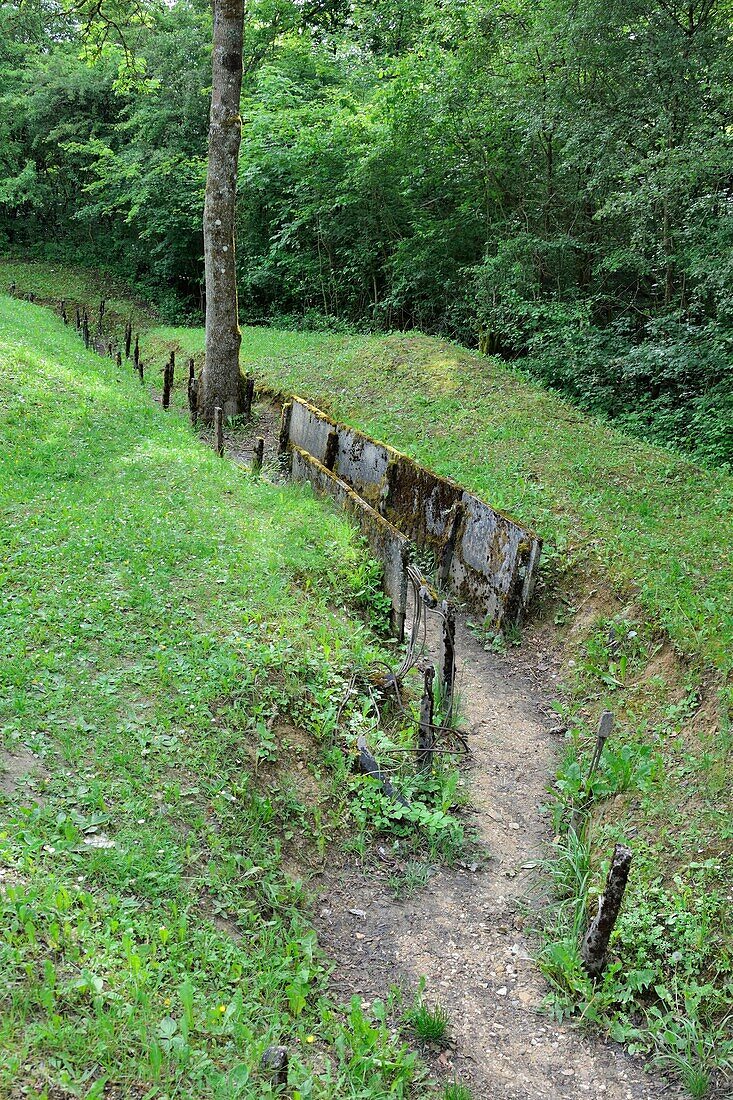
145, 324, 733, 1085
5, 262, 730, 677
4, 261, 732, 1090
152, 326, 733, 679
0, 296, 425, 1098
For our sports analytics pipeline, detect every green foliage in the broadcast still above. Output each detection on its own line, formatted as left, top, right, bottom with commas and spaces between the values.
404, 997, 450, 1044
535, 610, 733, 1096
443, 1085, 472, 1100
2, 0, 733, 458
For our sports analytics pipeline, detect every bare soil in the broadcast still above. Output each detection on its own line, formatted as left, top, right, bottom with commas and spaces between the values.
0, 747, 47, 798
309, 608, 681, 1099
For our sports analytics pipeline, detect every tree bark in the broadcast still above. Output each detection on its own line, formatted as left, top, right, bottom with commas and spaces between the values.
201, 0, 245, 423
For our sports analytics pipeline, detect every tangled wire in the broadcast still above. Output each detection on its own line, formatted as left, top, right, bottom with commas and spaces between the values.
338, 562, 469, 763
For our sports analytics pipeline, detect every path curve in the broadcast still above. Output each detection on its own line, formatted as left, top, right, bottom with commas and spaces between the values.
310, 609, 680, 1099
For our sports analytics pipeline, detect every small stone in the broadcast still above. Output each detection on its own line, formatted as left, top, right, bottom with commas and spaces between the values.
496, 987, 508, 996
261, 1045, 288, 1086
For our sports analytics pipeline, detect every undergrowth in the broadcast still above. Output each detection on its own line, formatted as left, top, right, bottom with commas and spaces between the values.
535, 613, 733, 1097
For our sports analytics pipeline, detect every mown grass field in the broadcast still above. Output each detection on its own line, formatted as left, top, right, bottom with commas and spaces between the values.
0, 293, 446, 1098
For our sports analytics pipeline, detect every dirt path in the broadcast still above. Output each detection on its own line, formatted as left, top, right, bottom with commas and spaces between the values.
310, 610, 679, 1099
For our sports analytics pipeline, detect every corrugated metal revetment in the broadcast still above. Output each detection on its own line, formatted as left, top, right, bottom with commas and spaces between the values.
284, 396, 542, 637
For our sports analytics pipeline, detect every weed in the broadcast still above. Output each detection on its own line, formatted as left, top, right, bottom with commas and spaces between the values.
653, 1010, 733, 1098
443, 1083, 473, 1100
405, 997, 450, 1044
388, 860, 434, 899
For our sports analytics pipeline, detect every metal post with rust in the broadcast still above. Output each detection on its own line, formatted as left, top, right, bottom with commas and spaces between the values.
133, 335, 140, 373
125, 321, 132, 360
440, 599, 456, 718
581, 844, 633, 978
252, 436, 264, 475
417, 664, 436, 771
214, 407, 224, 456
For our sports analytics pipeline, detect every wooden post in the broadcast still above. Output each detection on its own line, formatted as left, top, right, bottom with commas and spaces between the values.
138, 359, 144, 384
252, 436, 264, 475
188, 360, 198, 424
107, 341, 113, 358
188, 377, 199, 426
82, 311, 90, 348
133, 335, 140, 372
417, 665, 435, 771
98, 298, 105, 335
116, 349, 122, 369
125, 322, 132, 360
214, 406, 224, 456
440, 600, 456, 717
277, 401, 293, 471
581, 844, 633, 978
243, 376, 255, 419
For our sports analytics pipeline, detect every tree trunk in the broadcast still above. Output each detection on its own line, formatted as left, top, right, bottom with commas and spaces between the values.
201, 0, 245, 423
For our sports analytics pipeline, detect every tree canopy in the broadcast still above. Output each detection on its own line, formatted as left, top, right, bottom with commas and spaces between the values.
2, 0, 732, 461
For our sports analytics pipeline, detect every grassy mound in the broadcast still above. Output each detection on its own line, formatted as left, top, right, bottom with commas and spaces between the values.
0, 295, 430, 1097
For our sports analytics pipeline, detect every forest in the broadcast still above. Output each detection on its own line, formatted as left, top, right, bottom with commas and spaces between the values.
2, 0, 732, 464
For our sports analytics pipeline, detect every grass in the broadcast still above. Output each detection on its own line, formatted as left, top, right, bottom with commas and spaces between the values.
404, 998, 449, 1045
0, 293, 458, 1097
5, 259, 732, 680
443, 1085, 472, 1100
141, 324, 733, 680
3, 261, 732, 1095
0, 258, 153, 325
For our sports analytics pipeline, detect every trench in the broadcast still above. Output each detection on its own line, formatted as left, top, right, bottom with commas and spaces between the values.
25, 304, 678, 1098
212, 395, 676, 1099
